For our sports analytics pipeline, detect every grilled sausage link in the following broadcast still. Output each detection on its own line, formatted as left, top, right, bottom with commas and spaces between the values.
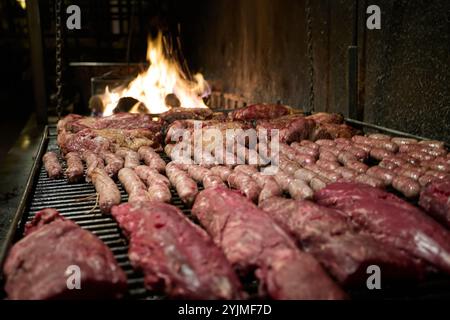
227, 172, 261, 203
116, 148, 140, 169
366, 166, 395, 186
210, 166, 233, 182
82, 151, 105, 181
203, 174, 227, 189
253, 173, 283, 203
354, 174, 385, 188
288, 179, 314, 200
392, 175, 420, 198
65, 152, 83, 183
166, 162, 198, 205
102, 152, 124, 177
187, 165, 211, 183
91, 168, 121, 213
118, 168, 150, 203
138, 146, 166, 173
134, 165, 170, 187
43, 152, 63, 179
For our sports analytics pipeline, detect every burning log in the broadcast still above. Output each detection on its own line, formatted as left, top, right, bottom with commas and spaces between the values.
114, 97, 140, 113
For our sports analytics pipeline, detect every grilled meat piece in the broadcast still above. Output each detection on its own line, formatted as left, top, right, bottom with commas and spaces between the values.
305, 112, 344, 124
229, 104, 293, 121
315, 182, 450, 274
159, 108, 214, 123
3, 209, 127, 299
111, 201, 244, 299
192, 187, 346, 300
82, 150, 105, 181
91, 168, 121, 213
116, 147, 140, 169
227, 171, 261, 203
260, 198, 425, 285
43, 152, 62, 179
256, 115, 315, 144
134, 165, 172, 203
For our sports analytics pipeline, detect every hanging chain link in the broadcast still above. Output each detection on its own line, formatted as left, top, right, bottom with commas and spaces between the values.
55, 0, 63, 119
305, 0, 315, 113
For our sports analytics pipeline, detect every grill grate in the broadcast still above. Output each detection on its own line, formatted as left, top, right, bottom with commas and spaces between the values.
3, 125, 450, 300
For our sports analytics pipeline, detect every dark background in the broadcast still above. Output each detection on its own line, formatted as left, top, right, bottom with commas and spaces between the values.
0, 0, 448, 163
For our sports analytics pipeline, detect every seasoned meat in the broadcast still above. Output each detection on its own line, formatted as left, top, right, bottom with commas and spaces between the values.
203, 174, 227, 189
43, 152, 62, 179
192, 187, 346, 300
134, 165, 171, 203
166, 162, 198, 205
3, 209, 127, 299
111, 201, 244, 299
82, 150, 105, 181
159, 108, 214, 123
256, 115, 315, 144
138, 146, 166, 173
227, 171, 261, 203
116, 147, 140, 169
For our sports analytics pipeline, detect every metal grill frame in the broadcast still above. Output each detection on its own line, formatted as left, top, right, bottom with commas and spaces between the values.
1, 112, 450, 299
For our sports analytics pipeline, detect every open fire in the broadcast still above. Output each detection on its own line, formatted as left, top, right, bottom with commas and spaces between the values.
100, 32, 210, 116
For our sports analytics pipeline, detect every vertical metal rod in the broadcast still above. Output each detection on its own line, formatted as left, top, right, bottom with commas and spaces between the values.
348, 0, 359, 119
26, 0, 47, 124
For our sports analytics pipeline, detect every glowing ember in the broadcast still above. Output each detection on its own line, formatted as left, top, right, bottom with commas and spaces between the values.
100, 32, 210, 116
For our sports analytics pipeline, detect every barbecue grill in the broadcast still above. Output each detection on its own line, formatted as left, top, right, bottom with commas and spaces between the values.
0, 0, 448, 301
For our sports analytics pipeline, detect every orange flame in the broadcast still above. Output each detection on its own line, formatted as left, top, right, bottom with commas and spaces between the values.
101, 32, 210, 116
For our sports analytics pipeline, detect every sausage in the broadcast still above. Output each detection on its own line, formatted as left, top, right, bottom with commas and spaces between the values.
425, 148, 447, 157
253, 174, 283, 203
272, 170, 294, 191
409, 151, 434, 161
290, 143, 319, 158
334, 138, 352, 146
288, 179, 314, 200
187, 165, 211, 183
202, 174, 226, 189
294, 153, 316, 166
352, 135, 372, 145
315, 139, 336, 147
354, 174, 385, 188
368, 133, 391, 140
418, 140, 445, 149
299, 140, 320, 150
118, 168, 150, 202
90, 168, 121, 213
335, 166, 358, 180
134, 165, 170, 187
319, 146, 340, 156
138, 146, 166, 173
210, 166, 233, 182
234, 165, 258, 176
425, 170, 449, 179
368, 139, 399, 153
392, 176, 420, 198
344, 160, 368, 173
353, 143, 372, 153
369, 148, 395, 161
43, 152, 63, 179
391, 137, 418, 145
278, 156, 301, 176
366, 166, 396, 186
166, 163, 198, 205
294, 168, 317, 182
394, 166, 425, 181
337, 151, 357, 165
429, 160, 450, 172
345, 146, 368, 160
309, 176, 331, 191
82, 151, 105, 181
397, 154, 421, 166
316, 159, 340, 171
379, 159, 399, 170
147, 182, 172, 203
227, 172, 261, 203
319, 150, 338, 162
65, 152, 83, 183
101, 152, 124, 177
418, 174, 436, 188
116, 148, 140, 168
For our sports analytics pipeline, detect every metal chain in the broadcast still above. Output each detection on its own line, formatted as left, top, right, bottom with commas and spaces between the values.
55, 0, 63, 118
305, 0, 315, 113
